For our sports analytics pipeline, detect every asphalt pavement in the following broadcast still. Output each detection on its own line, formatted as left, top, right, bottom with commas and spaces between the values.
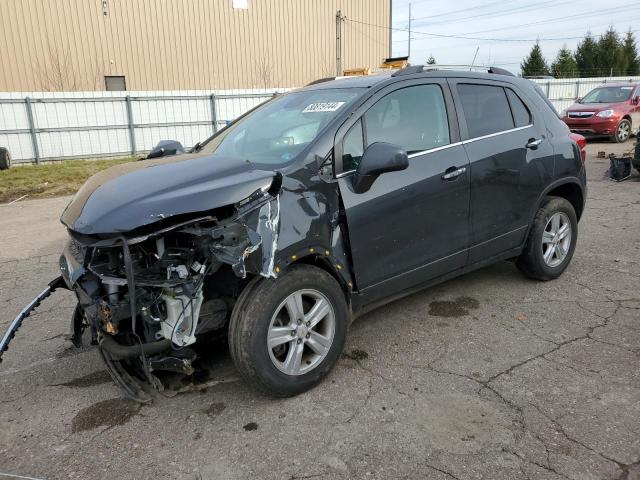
0, 141, 639, 480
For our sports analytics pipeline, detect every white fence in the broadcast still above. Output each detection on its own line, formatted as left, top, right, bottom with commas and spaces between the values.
0, 89, 289, 163
2, 76, 640, 163
529, 76, 640, 113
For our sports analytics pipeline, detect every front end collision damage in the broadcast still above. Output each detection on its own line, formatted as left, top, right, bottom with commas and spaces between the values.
67, 174, 286, 402
1, 167, 355, 402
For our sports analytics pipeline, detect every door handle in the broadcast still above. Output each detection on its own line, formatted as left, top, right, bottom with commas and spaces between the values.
526, 138, 543, 149
441, 166, 466, 180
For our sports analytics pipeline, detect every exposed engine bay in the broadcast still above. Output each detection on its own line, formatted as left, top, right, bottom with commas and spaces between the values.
58, 178, 282, 402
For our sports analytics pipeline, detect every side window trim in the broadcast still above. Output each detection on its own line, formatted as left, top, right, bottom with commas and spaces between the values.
462, 124, 533, 145
337, 139, 464, 178
336, 80, 457, 176
407, 141, 464, 158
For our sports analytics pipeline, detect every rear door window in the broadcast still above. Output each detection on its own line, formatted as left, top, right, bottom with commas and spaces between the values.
457, 84, 514, 138
506, 88, 532, 127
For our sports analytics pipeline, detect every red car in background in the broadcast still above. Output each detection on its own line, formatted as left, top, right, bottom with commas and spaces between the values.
561, 83, 640, 143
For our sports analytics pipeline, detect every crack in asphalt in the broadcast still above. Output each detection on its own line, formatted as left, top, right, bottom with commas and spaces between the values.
355, 291, 635, 479
529, 401, 640, 479
503, 447, 572, 480
480, 298, 621, 390
421, 462, 462, 480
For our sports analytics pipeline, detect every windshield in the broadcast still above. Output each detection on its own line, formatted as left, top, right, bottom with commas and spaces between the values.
198, 88, 364, 165
581, 86, 634, 104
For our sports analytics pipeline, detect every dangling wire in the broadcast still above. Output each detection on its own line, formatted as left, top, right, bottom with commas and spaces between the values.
120, 236, 153, 382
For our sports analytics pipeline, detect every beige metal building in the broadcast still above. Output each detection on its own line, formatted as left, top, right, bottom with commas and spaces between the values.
0, 0, 391, 92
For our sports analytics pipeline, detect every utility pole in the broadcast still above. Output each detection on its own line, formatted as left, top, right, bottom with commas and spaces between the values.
336, 10, 343, 76
471, 46, 480, 68
407, 3, 412, 61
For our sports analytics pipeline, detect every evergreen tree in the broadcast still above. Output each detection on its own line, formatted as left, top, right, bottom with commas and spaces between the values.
575, 32, 598, 77
621, 30, 640, 75
426, 55, 437, 65
551, 46, 578, 78
521, 43, 550, 77
596, 27, 625, 76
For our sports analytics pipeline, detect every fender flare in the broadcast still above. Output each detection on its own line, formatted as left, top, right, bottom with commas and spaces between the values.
523, 176, 585, 242
275, 245, 354, 292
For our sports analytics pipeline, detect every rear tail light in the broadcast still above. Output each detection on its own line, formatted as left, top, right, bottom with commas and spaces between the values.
569, 133, 587, 163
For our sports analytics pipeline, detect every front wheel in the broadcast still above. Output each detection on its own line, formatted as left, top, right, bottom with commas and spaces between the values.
517, 196, 578, 281
228, 264, 348, 397
613, 119, 631, 143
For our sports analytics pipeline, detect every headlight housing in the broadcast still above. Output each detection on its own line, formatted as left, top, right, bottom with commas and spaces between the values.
596, 109, 614, 118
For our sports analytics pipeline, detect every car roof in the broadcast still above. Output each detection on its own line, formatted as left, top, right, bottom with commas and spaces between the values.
300, 68, 530, 92
301, 72, 393, 90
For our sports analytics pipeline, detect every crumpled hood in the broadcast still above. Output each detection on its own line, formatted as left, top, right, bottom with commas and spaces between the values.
61, 153, 276, 235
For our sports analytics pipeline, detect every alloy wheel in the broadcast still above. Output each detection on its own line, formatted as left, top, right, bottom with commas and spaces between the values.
267, 289, 335, 376
617, 121, 630, 142
541, 212, 572, 267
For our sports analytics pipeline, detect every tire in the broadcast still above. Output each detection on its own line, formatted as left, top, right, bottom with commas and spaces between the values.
0, 148, 11, 170
228, 264, 348, 397
517, 196, 578, 281
613, 119, 631, 143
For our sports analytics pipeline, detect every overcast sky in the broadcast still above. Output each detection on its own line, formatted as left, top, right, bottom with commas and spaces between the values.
390, 0, 640, 74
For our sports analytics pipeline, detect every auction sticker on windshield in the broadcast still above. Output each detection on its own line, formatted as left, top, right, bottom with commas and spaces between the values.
303, 102, 345, 113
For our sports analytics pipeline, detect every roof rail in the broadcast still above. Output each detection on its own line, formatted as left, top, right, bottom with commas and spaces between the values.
421, 64, 515, 76
391, 64, 515, 77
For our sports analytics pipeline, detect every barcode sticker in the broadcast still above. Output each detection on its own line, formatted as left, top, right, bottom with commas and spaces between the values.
302, 102, 345, 113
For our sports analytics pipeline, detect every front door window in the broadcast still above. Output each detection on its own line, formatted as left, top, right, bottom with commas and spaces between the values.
341, 84, 450, 173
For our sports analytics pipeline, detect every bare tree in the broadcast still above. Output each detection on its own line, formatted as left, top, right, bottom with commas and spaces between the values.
316, 49, 334, 78
254, 53, 273, 89
37, 40, 104, 91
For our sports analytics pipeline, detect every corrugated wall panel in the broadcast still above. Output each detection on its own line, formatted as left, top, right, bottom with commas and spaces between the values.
0, 0, 390, 91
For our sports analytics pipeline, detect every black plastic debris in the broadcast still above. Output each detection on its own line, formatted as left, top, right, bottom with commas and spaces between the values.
606, 154, 633, 182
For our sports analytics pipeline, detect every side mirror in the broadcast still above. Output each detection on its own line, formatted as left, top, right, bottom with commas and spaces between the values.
576, 97, 582, 103
632, 96, 639, 105
146, 140, 185, 159
352, 142, 408, 194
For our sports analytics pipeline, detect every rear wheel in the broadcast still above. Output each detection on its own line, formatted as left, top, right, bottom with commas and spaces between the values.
228, 265, 348, 396
613, 119, 631, 143
517, 196, 578, 281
